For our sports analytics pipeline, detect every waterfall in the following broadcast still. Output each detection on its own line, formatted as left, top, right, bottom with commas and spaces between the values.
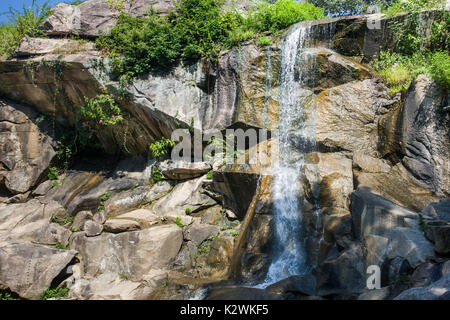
262, 24, 315, 286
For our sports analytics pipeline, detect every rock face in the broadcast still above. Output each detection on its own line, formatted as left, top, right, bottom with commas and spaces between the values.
157, 160, 211, 180
394, 274, 450, 300
44, 0, 177, 37
153, 175, 217, 216
16, 37, 96, 57
0, 99, 55, 194
314, 79, 397, 157
0, 241, 76, 299
70, 224, 182, 279
400, 75, 450, 197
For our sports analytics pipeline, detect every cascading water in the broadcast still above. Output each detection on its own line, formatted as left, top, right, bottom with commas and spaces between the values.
262, 24, 316, 286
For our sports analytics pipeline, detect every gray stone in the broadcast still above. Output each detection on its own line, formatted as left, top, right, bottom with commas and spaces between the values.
400, 76, 450, 196
357, 287, 391, 300
153, 176, 216, 216
422, 199, 450, 221
157, 160, 211, 180
266, 274, 316, 297
44, 0, 177, 37
70, 224, 182, 280
33, 180, 53, 196
0, 241, 77, 299
394, 274, 450, 300
103, 219, 141, 233
84, 220, 103, 237
386, 227, 435, 268
0, 199, 66, 242
0, 99, 55, 194
317, 245, 366, 297
34, 223, 72, 246
183, 222, 219, 245
104, 181, 171, 215
16, 37, 95, 57
72, 210, 93, 231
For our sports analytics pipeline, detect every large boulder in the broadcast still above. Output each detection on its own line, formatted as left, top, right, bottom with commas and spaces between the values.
376, 75, 449, 210
316, 245, 366, 297
157, 160, 211, 180
153, 175, 217, 216
104, 181, 172, 215
0, 199, 67, 243
16, 38, 95, 57
0, 241, 77, 299
355, 162, 441, 212
314, 79, 398, 157
43, 0, 177, 37
0, 99, 55, 194
394, 274, 450, 300
350, 187, 434, 267
68, 269, 168, 300
70, 224, 182, 280
400, 75, 449, 197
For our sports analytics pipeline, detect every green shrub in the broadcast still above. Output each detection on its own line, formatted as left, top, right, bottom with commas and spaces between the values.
385, 0, 445, 16
98, 192, 111, 211
97, 0, 325, 78
41, 286, 69, 300
152, 167, 163, 183
206, 170, 213, 180
81, 90, 123, 126
172, 0, 239, 61
257, 36, 273, 46
244, 0, 325, 33
429, 51, 450, 89
0, 0, 51, 58
371, 50, 449, 94
0, 291, 19, 300
96, 13, 183, 78
47, 166, 59, 181
308, 0, 395, 16
54, 243, 69, 250
174, 217, 185, 228
149, 137, 176, 159
184, 207, 192, 215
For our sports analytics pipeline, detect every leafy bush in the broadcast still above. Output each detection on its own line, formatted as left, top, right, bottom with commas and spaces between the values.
151, 167, 163, 183
81, 90, 123, 126
97, 0, 325, 78
307, 0, 395, 16
257, 36, 273, 46
385, 0, 445, 16
174, 217, 185, 228
371, 50, 449, 94
149, 137, 176, 159
184, 207, 192, 215
41, 286, 69, 300
244, 0, 325, 33
96, 13, 182, 78
0, 0, 51, 58
429, 51, 450, 90
98, 193, 111, 211
47, 166, 59, 181
370, 1, 448, 93
171, 0, 239, 61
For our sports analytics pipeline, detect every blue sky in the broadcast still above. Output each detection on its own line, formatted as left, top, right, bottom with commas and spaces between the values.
0, 0, 69, 24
